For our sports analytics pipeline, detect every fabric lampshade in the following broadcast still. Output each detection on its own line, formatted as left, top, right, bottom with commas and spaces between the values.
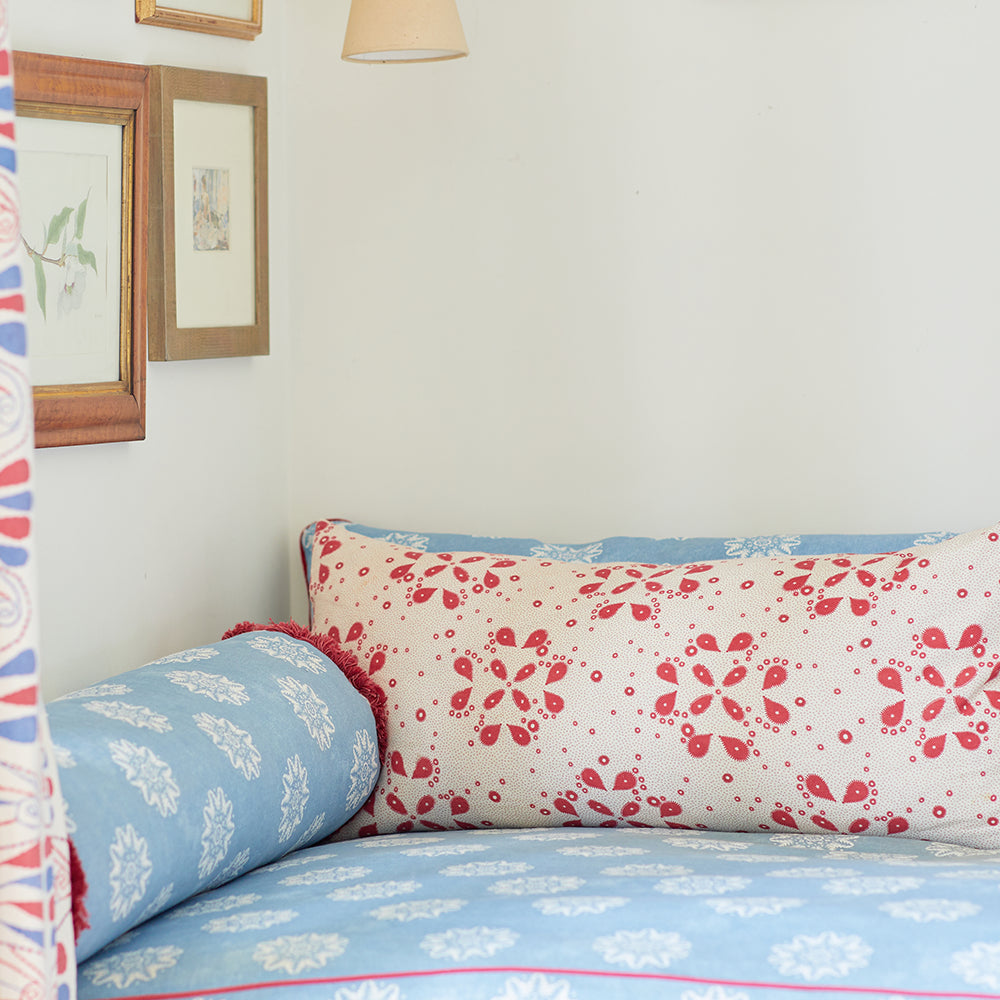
342, 0, 468, 63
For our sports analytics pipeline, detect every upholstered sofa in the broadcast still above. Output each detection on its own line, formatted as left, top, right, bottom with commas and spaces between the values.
48, 519, 1000, 999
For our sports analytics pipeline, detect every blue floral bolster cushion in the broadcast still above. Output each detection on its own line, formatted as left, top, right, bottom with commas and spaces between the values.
46, 622, 383, 963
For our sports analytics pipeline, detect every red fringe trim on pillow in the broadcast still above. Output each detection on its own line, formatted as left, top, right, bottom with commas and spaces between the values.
222, 620, 388, 763
68, 837, 90, 942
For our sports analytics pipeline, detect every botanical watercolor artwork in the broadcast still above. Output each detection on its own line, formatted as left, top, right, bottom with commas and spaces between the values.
192, 166, 230, 251
17, 117, 122, 387
21, 185, 98, 320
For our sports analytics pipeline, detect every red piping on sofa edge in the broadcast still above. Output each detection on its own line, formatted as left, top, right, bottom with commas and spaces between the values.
221, 620, 389, 763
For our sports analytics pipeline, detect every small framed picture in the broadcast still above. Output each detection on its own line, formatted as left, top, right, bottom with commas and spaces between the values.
14, 51, 148, 448
136, 1, 262, 41
148, 66, 268, 360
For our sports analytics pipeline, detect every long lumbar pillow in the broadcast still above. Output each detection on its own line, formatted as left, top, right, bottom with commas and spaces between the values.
306, 520, 999, 849
47, 623, 382, 962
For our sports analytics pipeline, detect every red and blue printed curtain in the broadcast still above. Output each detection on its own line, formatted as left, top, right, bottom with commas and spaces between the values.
0, 10, 77, 1000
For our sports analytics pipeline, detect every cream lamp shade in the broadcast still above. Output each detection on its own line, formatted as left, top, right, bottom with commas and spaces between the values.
342, 0, 468, 63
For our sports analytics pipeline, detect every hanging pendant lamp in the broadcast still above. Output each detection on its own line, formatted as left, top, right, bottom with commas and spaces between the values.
342, 0, 468, 63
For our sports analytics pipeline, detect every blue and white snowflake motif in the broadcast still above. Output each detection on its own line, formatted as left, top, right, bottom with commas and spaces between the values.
193, 713, 261, 779
530, 542, 604, 564
165, 669, 249, 705
347, 728, 379, 811
420, 926, 519, 961
109, 824, 153, 921
86, 701, 172, 732
198, 786, 235, 878
83, 946, 183, 989
276, 676, 336, 749
334, 982, 403, 1000
149, 647, 220, 665
724, 535, 801, 558
912, 531, 956, 547
278, 755, 309, 842
490, 973, 578, 1000
204, 909, 299, 933
210, 847, 253, 890
381, 531, 429, 551
57, 682, 131, 700
253, 932, 348, 974
248, 634, 327, 674
292, 812, 326, 852
109, 739, 180, 817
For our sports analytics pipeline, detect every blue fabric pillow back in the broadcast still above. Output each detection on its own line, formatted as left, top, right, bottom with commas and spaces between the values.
46, 624, 381, 962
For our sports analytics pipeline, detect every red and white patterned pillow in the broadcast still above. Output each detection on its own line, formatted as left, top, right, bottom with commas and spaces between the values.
307, 520, 1000, 848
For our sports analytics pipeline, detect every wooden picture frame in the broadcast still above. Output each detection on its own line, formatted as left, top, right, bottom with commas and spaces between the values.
148, 67, 268, 361
136, 1, 262, 41
14, 51, 148, 448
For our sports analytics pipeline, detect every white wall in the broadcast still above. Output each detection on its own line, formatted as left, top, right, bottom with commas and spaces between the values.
20, 1, 1000, 692
12, 0, 293, 698
285, 0, 1000, 623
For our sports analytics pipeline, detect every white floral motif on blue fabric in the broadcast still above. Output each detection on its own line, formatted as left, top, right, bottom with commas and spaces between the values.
193, 713, 261, 779
278, 756, 309, 842
822, 876, 924, 895
253, 932, 348, 974
878, 898, 982, 922
382, 531, 429, 550
347, 728, 379, 812
419, 926, 518, 961
198, 786, 234, 878
109, 740, 180, 817
279, 865, 371, 886
600, 863, 692, 877
369, 898, 467, 921
203, 909, 299, 933
440, 860, 533, 877
768, 931, 872, 980
291, 812, 326, 852
401, 843, 489, 858
592, 928, 691, 969
703, 897, 806, 917
556, 845, 648, 858
326, 879, 421, 902
165, 670, 249, 705
276, 676, 337, 749
57, 682, 131, 700
680, 988, 751, 1000
150, 647, 220, 665
532, 896, 629, 916
83, 945, 183, 989
724, 535, 801, 558
768, 867, 860, 879
529, 542, 604, 563
488, 875, 586, 896
248, 634, 328, 674
654, 875, 751, 895
333, 981, 403, 1000
489, 972, 577, 1000
210, 847, 253, 889
660, 834, 751, 852
109, 824, 153, 921
950, 940, 1000, 990
84, 701, 172, 732
167, 892, 261, 919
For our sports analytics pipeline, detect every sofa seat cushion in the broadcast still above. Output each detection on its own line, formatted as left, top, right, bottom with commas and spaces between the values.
47, 624, 381, 962
305, 520, 1000, 848
76, 827, 1000, 1000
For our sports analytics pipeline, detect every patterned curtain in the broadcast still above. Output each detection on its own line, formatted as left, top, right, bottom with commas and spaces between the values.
0, 9, 77, 999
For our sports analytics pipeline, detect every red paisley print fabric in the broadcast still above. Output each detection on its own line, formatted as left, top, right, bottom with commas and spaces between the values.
308, 522, 1000, 848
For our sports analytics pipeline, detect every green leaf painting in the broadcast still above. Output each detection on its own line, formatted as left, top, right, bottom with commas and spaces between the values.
22, 191, 97, 323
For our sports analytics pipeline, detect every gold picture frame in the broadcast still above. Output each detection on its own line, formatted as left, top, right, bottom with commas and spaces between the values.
136, 1, 262, 41
14, 51, 148, 448
148, 66, 268, 361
